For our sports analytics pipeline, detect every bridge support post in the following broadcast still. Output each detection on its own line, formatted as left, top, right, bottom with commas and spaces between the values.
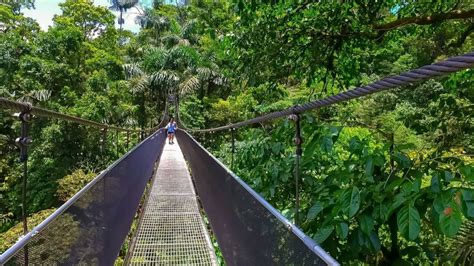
14, 105, 33, 265
100, 127, 107, 154
290, 112, 303, 226
126, 131, 130, 149
231, 128, 236, 169
116, 130, 119, 156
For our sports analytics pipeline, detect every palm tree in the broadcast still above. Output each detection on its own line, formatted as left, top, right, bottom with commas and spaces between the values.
123, 63, 151, 132
124, 9, 227, 124
108, 0, 139, 30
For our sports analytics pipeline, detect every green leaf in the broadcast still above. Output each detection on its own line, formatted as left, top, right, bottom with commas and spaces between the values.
433, 196, 445, 213
373, 203, 389, 222
430, 174, 441, 193
329, 126, 341, 142
443, 171, 453, 182
397, 205, 421, 241
336, 222, 349, 240
313, 225, 333, 244
439, 204, 462, 237
373, 155, 384, 166
411, 179, 421, 193
461, 189, 474, 218
368, 231, 381, 252
389, 193, 406, 215
365, 157, 374, 182
359, 215, 374, 234
343, 187, 360, 217
307, 202, 324, 221
271, 142, 281, 154
349, 138, 362, 154
460, 165, 473, 181
321, 136, 333, 153
393, 153, 411, 169
303, 132, 319, 157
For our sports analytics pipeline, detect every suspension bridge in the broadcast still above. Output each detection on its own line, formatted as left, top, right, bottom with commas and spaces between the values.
0, 52, 473, 265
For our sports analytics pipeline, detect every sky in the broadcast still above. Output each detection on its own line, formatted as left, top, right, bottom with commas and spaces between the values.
22, 0, 154, 32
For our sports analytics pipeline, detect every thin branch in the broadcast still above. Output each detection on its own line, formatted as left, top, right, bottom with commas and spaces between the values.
374, 9, 474, 32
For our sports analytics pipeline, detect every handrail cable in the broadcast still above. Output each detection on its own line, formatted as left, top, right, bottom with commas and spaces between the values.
183, 51, 474, 132
0, 97, 159, 133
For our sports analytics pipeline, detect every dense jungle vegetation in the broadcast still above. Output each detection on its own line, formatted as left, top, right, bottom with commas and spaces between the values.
1, 0, 473, 264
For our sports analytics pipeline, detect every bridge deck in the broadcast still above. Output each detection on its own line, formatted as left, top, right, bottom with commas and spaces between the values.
128, 140, 217, 265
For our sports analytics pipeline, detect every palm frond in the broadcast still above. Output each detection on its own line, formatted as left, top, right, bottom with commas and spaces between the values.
123, 63, 144, 79
135, 9, 169, 31
125, 117, 138, 127
150, 70, 180, 88
196, 65, 227, 87
128, 75, 150, 94
179, 75, 200, 95
31, 89, 52, 102
108, 0, 139, 11
197, 67, 213, 80
181, 19, 197, 41
169, 45, 200, 68
18, 90, 51, 103
160, 34, 181, 47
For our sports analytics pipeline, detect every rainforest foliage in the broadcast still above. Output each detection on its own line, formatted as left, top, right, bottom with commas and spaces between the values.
1, 0, 473, 264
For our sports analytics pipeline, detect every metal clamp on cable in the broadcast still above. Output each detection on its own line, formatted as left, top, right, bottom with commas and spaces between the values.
288, 111, 303, 155
14, 104, 33, 162
290, 104, 302, 116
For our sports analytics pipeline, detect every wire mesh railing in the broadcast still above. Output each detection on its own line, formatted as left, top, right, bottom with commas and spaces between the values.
0, 130, 166, 265
177, 130, 338, 265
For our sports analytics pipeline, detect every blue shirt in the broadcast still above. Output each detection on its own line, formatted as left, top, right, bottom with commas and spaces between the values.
166, 122, 177, 133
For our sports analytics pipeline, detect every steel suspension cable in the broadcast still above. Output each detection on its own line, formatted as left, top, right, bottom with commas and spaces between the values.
0, 97, 159, 133
184, 51, 474, 133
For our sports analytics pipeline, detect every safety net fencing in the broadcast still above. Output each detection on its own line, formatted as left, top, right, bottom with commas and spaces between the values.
176, 130, 339, 266
0, 130, 166, 265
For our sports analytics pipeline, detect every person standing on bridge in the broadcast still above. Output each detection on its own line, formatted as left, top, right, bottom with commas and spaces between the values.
165, 118, 178, 144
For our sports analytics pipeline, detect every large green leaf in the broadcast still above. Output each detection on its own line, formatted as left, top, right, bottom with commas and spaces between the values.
393, 153, 411, 169
397, 205, 421, 241
368, 231, 381, 252
307, 202, 324, 221
365, 157, 374, 182
336, 222, 349, 240
373, 203, 389, 222
460, 165, 473, 182
461, 189, 474, 218
439, 204, 462, 237
313, 225, 334, 244
443, 171, 453, 182
343, 187, 360, 218
430, 174, 441, 193
359, 215, 374, 235
303, 132, 320, 158
321, 136, 333, 153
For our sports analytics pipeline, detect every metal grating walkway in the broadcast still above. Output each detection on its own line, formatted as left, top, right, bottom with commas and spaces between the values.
128, 139, 217, 265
